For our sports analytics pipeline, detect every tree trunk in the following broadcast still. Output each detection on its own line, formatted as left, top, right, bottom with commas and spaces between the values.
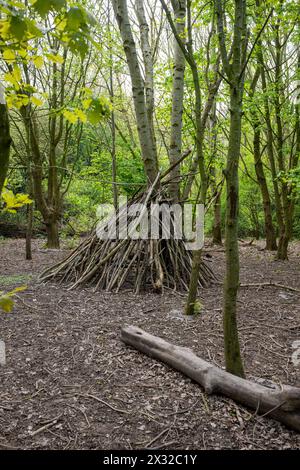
20, 97, 63, 250
223, 83, 244, 377
45, 219, 60, 249
278, 55, 300, 258
216, 0, 246, 377
121, 326, 300, 432
185, 250, 202, 315
259, 58, 284, 252
277, 234, 289, 260
252, 107, 277, 250
161, 1, 220, 314
182, 16, 207, 316
111, 109, 118, 210
169, 0, 186, 202
26, 202, 33, 260
108, 3, 118, 211
112, 0, 158, 183
248, 42, 276, 252
135, 0, 157, 157
0, 86, 11, 195
209, 102, 222, 245
273, 22, 290, 261
251, 4, 277, 252
20, 107, 50, 223
212, 190, 222, 245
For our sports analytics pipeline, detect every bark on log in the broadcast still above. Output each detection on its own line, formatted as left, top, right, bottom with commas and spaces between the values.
121, 326, 300, 432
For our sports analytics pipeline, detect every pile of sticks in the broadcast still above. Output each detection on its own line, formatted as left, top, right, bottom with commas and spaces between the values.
40, 166, 215, 293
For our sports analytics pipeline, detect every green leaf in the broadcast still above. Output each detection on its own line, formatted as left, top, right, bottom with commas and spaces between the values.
32, 55, 43, 68
9, 15, 27, 40
31, 0, 66, 17
51, 0, 66, 12
8, 286, 27, 296
31, 0, 51, 17
3, 49, 15, 61
87, 97, 111, 124
26, 19, 43, 38
66, 7, 86, 30
45, 53, 64, 64
0, 286, 26, 313
0, 295, 14, 313
68, 34, 89, 59
63, 109, 79, 124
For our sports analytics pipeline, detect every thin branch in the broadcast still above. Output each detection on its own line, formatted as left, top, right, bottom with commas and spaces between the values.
239, 8, 274, 80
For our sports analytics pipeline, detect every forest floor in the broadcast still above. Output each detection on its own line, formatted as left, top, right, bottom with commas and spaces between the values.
0, 237, 300, 450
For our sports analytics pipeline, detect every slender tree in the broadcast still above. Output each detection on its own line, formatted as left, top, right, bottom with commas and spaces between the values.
248, 68, 277, 250
0, 83, 11, 195
160, 0, 222, 314
216, 0, 248, 377
258, 3, 299, 259
210, 103, 223, 245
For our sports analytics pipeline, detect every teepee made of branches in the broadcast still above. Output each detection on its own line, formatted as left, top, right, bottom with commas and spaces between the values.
40, 167, 215, 293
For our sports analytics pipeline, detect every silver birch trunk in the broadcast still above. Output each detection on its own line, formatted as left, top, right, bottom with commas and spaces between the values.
112, 0, 158, 183
135, 0, 156, 156
169, 0, 186, 202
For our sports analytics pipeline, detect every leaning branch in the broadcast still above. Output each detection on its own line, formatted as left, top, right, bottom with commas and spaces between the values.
239, 8, 274, 80
215, 0, 230, 76
159, 0, 192, 67
161, 148, 192, 180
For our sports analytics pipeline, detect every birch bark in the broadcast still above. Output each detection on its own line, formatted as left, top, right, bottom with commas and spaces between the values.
169, 0, 186, 202
112, 0, 158, 183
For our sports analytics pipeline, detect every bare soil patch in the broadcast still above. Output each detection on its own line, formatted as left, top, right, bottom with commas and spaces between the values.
0, 238, 300, 449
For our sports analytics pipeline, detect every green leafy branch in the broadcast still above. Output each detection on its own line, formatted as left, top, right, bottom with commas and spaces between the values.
0, 286, 26, 313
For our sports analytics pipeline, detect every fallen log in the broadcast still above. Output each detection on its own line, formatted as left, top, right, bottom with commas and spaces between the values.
121, 326, 300, 432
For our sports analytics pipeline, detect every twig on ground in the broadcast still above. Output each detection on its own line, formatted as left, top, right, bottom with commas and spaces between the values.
0, 441, 19, 449
67, 404, 90, 427
30, 414, 62, 437
147, 440, 178, 450
77, 393, 130, 414
240, 282, 300, 293
145, 428, 169, 448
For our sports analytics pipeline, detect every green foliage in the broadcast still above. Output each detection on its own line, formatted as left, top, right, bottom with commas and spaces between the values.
65, 177, 104, 233
0, 3, 42, 46
0, 285, 26, 313
61, 235, 81, 250
1, 0, 98, 113
31, 0, 66, 17
193, 300, 203, 315
277, 168, 300, 196
0, 274, 32, 287
0, 181, 33, 213
0, 182, 32, 313
62, 95, 112, 126
86, 97, 112, 124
